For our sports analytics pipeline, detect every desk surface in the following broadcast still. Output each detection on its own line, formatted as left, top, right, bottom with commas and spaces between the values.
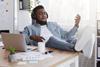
0, 47, 79, 67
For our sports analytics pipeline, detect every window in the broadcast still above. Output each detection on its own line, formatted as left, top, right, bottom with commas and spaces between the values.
19, 0, 40, 11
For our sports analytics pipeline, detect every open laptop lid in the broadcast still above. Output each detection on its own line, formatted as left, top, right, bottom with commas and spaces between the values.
1, 33, 27, 52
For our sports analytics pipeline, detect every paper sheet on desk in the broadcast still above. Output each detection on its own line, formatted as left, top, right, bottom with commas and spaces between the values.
12, 51, 53, 62
0, 42, 4, 47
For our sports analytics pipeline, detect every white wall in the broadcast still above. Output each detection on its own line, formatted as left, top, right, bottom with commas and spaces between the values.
17, 10, 31, 32
97, 0, 100, 12
14, 0, 32, 32
97, 0, 100, 20
0, 0, 14, 33
46, 0, 96, 28
0, 0, 32, 33
39, 0, 96, 37
16, 0, 96, 34
38, 0, 49, 11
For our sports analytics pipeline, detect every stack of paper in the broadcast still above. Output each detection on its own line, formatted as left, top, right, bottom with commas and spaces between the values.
0, 42, 4, 47
11, 51, 53, 63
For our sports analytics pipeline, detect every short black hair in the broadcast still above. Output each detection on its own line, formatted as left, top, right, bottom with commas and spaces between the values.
31, 5, 44, 19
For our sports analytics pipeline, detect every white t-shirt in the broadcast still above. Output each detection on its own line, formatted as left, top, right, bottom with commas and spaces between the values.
40, 25, 53, 42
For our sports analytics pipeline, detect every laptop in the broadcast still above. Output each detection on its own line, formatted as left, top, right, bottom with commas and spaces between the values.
1, 33, 27, 52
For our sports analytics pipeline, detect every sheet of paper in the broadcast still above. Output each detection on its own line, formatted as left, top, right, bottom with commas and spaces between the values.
0, 42, 4, 47
12, 51, 53, 63
38, 53, 53, 60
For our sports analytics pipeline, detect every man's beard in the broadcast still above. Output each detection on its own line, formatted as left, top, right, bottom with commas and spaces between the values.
36, 20, 47, 25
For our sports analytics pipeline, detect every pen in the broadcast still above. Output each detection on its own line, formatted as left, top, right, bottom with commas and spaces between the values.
45, 51, 53, 54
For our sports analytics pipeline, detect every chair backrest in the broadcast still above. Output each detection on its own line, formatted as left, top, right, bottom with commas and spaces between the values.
82, 33, 95, 58
75, 26, 96, 58
75, 27, 91, 51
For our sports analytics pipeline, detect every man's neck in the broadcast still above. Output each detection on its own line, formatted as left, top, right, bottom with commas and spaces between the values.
36, 20, 47, 25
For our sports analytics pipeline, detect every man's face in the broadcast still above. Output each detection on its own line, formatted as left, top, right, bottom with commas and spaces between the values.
35, 9, 48, 25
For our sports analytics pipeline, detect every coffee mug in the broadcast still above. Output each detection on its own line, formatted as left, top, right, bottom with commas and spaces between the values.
38, 42, 46, 53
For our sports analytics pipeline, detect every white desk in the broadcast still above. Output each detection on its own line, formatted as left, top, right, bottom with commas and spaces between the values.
0, 47, 79, 67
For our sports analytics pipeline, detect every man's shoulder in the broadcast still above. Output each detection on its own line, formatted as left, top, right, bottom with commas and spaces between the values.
25, 25, 32, 27
47, 21, 57, 25
25, 25, 35, 29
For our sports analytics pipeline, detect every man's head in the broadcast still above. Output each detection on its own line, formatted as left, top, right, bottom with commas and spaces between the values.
31, 5, 48, 25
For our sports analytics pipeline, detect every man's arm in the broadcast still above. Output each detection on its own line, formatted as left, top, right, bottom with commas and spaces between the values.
64, 14, 81, 41
22, 26, 45, 45
22, 26, 32, 45
55, 15, 81, 41
74, 14, 81, 27
30, 35, 45, 42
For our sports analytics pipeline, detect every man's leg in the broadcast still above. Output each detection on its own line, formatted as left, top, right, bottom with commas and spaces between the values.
46, 37, 76, 51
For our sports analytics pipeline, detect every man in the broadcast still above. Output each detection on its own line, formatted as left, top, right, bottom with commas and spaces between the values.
22, 5, 81, 51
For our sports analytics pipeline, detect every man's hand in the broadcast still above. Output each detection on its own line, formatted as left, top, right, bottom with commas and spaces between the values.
30, 35, 45, 42
74, 14, 81, 27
